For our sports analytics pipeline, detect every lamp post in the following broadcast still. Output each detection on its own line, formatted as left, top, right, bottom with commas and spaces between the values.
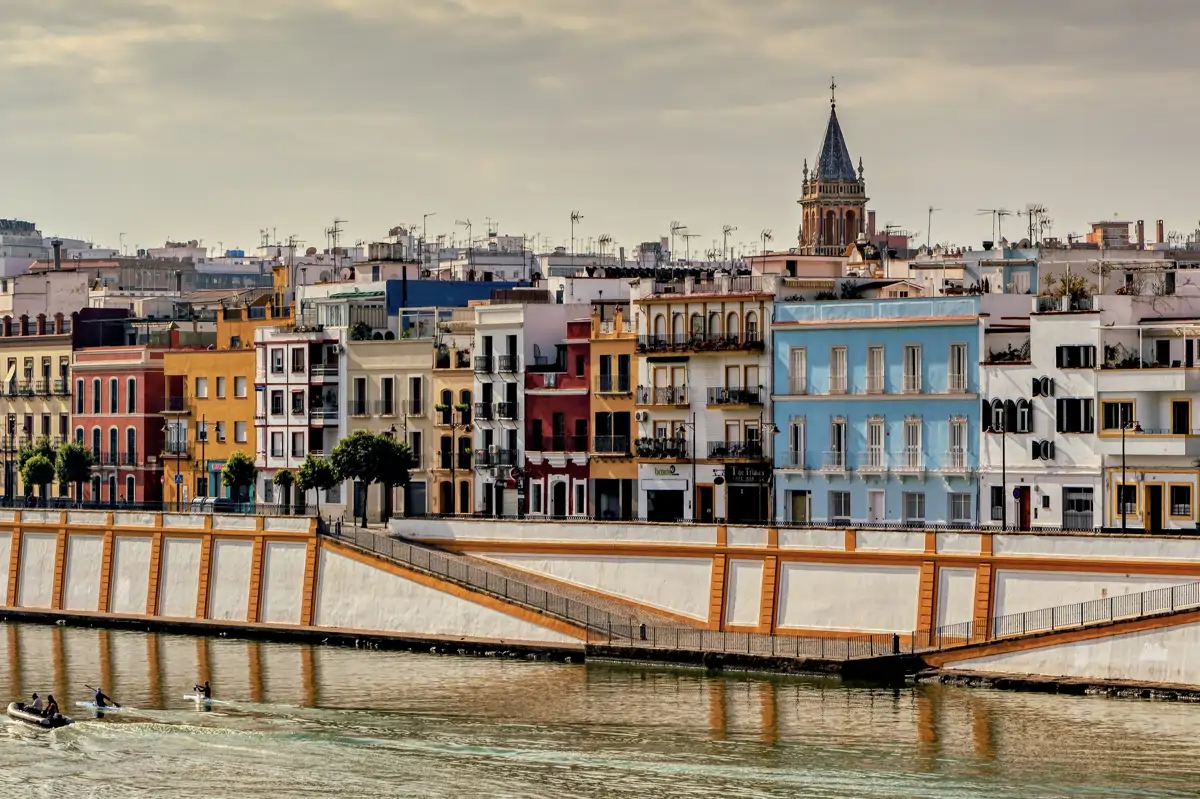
1121, 417, 1143, 530
1000, 414, 1006, 529
759, 412, 780, 525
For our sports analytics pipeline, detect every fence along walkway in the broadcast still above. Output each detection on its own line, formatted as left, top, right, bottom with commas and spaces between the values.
920, 580, 1200, 652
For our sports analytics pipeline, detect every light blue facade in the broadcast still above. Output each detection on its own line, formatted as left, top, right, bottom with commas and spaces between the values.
772, 297, 982, 526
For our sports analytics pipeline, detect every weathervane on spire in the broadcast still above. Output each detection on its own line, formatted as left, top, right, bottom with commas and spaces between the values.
830, 76, 837, 109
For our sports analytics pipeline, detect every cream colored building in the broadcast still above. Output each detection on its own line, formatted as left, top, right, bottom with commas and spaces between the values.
344, 337, 434, 518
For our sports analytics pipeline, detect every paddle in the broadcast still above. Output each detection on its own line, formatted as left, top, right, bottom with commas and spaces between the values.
83, 684, 120, 708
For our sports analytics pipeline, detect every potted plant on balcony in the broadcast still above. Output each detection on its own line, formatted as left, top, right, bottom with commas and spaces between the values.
710, 444, 729, 458
634, 437, 654, 457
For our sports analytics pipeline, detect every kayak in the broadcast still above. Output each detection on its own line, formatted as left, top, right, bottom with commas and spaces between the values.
74, 701, 122, 712
7, 702, 73, 728
182, 694, 227, 705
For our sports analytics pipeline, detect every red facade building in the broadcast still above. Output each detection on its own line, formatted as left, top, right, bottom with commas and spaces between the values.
524, 320, 591, 517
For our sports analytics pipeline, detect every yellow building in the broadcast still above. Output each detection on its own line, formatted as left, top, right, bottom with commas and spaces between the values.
162, 307, 275, 503
0, 314, 73, 497
430, 327, 475, 516
589, 306, 637, 519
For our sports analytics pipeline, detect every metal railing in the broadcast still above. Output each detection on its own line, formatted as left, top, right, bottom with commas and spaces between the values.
707, 440, 763, 459
474, 356, 493, 373
706, 387, 762, 406
636, 439, 690, 459
587, 626, 903, 661
495, 402, 518, 421
635, 334, 764, 353
593, 436, 630, 455
637, 385, 688, 406
475, 448, 517, 467
597, 375, 632, 394
821, 450, 846, 471
497, 354, 519, 373
474, 402, 494, 421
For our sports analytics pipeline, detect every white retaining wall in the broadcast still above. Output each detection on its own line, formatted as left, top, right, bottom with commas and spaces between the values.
64, 535, 103, 612
18, 533, 56, 609
725, 559, 763, 627
158, 537, 201, 619
776, 563, 922, 633
260, 541, 306, 625
208, 539, 253, 622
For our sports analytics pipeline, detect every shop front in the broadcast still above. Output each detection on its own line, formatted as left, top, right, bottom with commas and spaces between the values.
724, 463, 770, 525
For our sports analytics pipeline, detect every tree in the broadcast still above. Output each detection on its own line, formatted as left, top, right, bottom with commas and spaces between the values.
331, 431, 380, 527
376, 436, 416, 522
221, 451, 257, 505
17, 437, 56, 500
297, 454, 338, 515
21, 455, 55, 503
272, 469, 295, 513
55, 441, 94, 504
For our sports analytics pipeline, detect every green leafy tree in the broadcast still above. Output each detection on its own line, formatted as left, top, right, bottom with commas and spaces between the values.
55, 441, 95, 504
17, 437, 56, 499
272, 469, 296, 513
21, 455, 55, 502
221, 451, 257, 504
297, 454, 338, 515
376, 436, 416, 522
331, 430, 380, 527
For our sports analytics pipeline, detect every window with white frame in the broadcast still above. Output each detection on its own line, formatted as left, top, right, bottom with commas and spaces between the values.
234, 376, 247, 398
216, 376, 226, 399
903, 491, 926, 524
903, 345, 922, 393
948, 417, 967, 469
950, 493, 972, 525
271, 432, 284, 458
235, 421, 246, 443
291, 432, 304, 458
789, 347, 806, 394
531, 482, 543, 514
866, 417, 884, 469
903, 418, 922, 469
195, 377, 208, 399
270, 348, 283, 374
949, 343, 968, 392
827, 418, 846, 469
789, 419, 805, 468
830, 347, 847, 394
126, 378, 136, 413
575, 483, 585, 515
867, 346, 884, 393
109, 378, 118, 413
829, 491, 851, 523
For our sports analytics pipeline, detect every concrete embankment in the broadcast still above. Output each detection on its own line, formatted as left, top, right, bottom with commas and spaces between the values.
915, 668, 1200, 702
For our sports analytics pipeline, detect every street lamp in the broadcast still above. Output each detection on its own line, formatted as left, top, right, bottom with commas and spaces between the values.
1121, 417, 1143, 530
759, 412, 780, 524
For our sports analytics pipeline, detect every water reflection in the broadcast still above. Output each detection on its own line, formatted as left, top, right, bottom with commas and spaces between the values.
0, 622, 1198, 798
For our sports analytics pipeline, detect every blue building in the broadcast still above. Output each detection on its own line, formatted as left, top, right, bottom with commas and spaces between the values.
772, 297, 982, 526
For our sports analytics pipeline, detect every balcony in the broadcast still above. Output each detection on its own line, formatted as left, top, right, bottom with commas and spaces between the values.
641, 274, 771, 298
902, 375, 922, 394
101, 451, 118, 466
309, 404, 339, 422
707, 440, 763, 460
706, 387, 761, 407
311, 364, 339, 381
593, 436, 630, 456
495, 402, 519, 421
865, 373, 884, 395
375, 400, 398, 417
122, 451, 139, 466
474, 402, 494, 421
637, 385, 689, 406
780, 450, 807, 470
858, 448, 887, 474
33, 380, 50, 396
1095, 429, 1200, 458
497, 354, 519, 373
948, 373, 968, 394
894, 447, 925, 473
474, 356, 493, 374
636, 438, 690, 459
942, 448, 971, 473
820, 450, 847, 472
829, 373, 847, 395
635, 334, 764, 355
476, 448, 517, 468
53, 379, 70, 396
596, 375, 632, 395
439, 452, 474, 470
164, 396, 189, 414
530, 434, 589, 453
349, 401, 369, 417
163, 442, 190, 458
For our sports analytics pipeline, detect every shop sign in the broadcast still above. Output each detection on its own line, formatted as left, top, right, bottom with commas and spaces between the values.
726, 464, 770, 484
653, 465, 679, 477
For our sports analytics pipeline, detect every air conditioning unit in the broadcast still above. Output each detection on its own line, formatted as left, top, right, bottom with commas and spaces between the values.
488, 444, 499, 455
634, 410, 650, 422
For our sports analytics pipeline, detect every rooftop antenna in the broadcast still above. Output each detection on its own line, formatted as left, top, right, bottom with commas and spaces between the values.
977, 209, 1000, 243
670, 221, 686, 263
925, 207, 940, 250
682, 231, 701, 263
325, 217, 347, 274
996, 209, 1013, 242
722, 224, 737, 263
597, 234, 613, 263
455, 219, 473, 273
570, 211, 583, 272
760, 229, 773, 254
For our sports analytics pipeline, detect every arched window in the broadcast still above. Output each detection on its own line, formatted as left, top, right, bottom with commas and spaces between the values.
653, 314, 666, 339
689, 313, 703, 337
726, 312, 741, 341
440, 389, 453, 425
459, 480, 471, 514
459, 389, 472, 425
990, 399, 1005, 432
746, 311, 759, 341
108, 428, 118, 462
126, 428, 137, 463
91, 427, 101, 457
824, 211, 836, 246
74, 427, 84, 444
125, 475, 135, 503
671, 313, 685, 339
707, 311, 721, 338
845, 210, 857, 239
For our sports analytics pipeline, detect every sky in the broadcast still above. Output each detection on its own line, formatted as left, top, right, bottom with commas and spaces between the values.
1, 0, 1198, 257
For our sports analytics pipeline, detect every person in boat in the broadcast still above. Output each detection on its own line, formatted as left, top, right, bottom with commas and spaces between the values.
43, 695, 59, 718
94, 687, 118, 709
29, 693, 42, 713
194, 680, 211, 699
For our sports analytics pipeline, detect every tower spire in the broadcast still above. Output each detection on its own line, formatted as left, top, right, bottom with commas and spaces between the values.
830, 76, 837, 109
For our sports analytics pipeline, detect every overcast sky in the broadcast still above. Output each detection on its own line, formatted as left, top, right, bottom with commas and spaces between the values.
2, 0, 1198, 256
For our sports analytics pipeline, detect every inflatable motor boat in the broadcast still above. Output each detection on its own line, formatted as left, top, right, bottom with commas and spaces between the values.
7, 702, 73, 729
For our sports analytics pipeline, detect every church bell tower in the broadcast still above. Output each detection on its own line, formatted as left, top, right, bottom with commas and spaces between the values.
798, 79, 869, 256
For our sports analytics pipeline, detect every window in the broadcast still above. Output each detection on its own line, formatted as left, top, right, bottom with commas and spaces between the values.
125, 475, 135, 503
903, 492, 926, 525
409, 431, 422, 468
531, 483, 543, 514
865, 417, 884, 470
829, 491, 851, 523
75, 379, 84, 414
271, 432, 285, 458
827, 418, 846, 469
235, 421, 247, 443
381, 377, 395, 416
193, 377, 208, 399
948, 418, 967, 469
866, 346, 884, 394
126, 378, 136, 413
59, 414, 68, 437
903, 345, 922, 393
270, 390, 284, 415
950, 493, 972, 525
829, 347, 847, 394
1055, 345, 1096, 369
108, 378, 118, 413
789, 347, 806, 394
292, 432, 304, 458
1056, 398, 1095, 434
1172, 400, 1191, 436
1102, 401, 1134, 431
263, 481, 274, 503
270, 348, 284, 374
230, 336, 241, 349
1117, 484, 1137, 515
234, 376, 247, 398
291, 390, 305, 414
1016, 399, 1032, 433
91, 427, 101, 457
575, 355, 585, 377
291, 348, 305, 373
949, 343, 967, 392
575, 483, 585, 515
409, 376, 423, 416
990, 485, 1004, 521
75, 427, 83, 444
126, 428, 136, 460
215, 422, 226, 443
40, 414, 49, 437
903, 418, 922, 470
91, 379, 101, 413
216, 376, 226, 399
1170, 485, 1192, 518
788, 420, 806, 468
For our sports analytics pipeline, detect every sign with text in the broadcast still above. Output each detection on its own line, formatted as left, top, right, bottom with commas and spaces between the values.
726, 464, 770, 484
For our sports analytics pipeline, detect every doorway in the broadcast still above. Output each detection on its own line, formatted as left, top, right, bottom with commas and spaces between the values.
868, 490, 885, 523
1017, 486, 1032, 530
697, 485, 715, 523
439, 481, 453, 515
790, 491, 810, 523
1145, 485, 1164, 534
551, 481, 568, 518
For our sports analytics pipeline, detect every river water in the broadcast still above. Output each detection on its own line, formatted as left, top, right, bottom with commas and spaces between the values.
0, 622, 1197, 797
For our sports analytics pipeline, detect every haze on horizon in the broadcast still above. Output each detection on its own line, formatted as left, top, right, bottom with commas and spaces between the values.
1, 0, 1197, 255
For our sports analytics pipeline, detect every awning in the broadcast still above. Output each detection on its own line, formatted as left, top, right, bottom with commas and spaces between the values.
642, 478, 688, 492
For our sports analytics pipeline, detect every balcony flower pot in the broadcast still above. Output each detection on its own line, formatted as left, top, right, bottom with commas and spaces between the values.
634, 438, 654, 457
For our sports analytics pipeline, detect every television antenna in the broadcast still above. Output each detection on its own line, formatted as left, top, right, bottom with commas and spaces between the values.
721, 225, 737, 262
681, 232, 701, 263
670, 221, 686, 262
760, 229, 773, 254
926, 207, 940, 250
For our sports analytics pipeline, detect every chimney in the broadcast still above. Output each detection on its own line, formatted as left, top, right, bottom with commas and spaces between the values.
51, 240, 62, 271
619, 246, 625, 264
1157, 220, 1165, 243
1136, 221, 1145, 249
868, 211, 877, 237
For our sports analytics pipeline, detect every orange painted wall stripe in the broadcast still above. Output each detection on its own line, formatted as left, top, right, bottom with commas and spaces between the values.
51, 532, 67, 610
758, 556, 779, 634
916, 561, 937, 645
145, 533, 164, 616
708, 554, 727, 630
972, 564, 993, 641
7, 529, 22, 606
96, 532, 114, 613
196, 534, 213, 619
246, 536, 265, 624
300, 538, 319, 627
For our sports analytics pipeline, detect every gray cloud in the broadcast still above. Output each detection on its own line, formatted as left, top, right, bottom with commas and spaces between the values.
1, 0, 1197, 252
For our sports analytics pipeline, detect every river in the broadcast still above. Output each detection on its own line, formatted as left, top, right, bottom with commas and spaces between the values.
0, 622, 1196, 797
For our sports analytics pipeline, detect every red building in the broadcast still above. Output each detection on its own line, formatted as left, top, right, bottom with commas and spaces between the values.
72, 345, 168, 504
524, 320, 591, 517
